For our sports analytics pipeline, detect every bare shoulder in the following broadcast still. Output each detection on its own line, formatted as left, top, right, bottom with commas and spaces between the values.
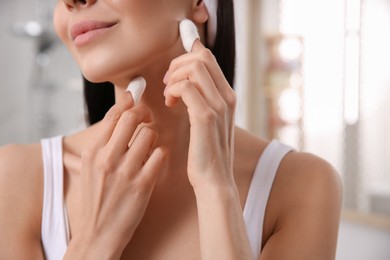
232, 127, 342, 209
0, 143, 45, 258
261, 150, 343, 259
276, 150, 343, 213
233, 127, 343, 259
0, 143, 43, 209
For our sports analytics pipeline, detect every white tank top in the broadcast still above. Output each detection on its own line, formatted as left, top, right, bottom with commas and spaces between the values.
41, 136, 293, 260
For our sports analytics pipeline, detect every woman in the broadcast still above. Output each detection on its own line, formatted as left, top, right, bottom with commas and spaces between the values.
0, 0, 342, 259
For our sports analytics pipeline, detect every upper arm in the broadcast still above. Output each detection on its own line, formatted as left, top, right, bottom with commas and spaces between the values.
0, 144, 45, 260
260, 152, 343, 260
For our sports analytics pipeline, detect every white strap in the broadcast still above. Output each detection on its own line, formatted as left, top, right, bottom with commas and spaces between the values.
243, 140, 293, 259
41, 136, 70, 260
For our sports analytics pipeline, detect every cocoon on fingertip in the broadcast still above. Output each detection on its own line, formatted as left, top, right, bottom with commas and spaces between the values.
180, 19, 200, 53
126, 76, 147, 104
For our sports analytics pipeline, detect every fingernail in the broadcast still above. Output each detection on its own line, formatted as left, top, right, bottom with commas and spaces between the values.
180, 19, 199, 53
126, 76, 147, 104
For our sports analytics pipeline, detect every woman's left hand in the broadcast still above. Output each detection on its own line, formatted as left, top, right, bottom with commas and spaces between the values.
163, 40, 237, 191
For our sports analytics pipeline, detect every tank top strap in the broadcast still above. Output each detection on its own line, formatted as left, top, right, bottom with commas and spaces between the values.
41, 136, 70, 260
243, 139, 294, 259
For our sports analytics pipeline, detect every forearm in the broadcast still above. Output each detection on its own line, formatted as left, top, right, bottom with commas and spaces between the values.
194, 182, 253, 260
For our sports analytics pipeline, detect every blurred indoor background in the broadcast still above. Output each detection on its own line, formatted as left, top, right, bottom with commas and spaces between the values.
0, 0, 389, 259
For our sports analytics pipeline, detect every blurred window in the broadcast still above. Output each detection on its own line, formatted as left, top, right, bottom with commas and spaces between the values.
264, 0, 390, 216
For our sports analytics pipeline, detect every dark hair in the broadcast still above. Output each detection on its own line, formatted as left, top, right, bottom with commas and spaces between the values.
84, 0, 235, 125
83, 78, 115, 125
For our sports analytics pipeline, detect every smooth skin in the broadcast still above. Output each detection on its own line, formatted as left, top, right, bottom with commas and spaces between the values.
0, 0, 343, 259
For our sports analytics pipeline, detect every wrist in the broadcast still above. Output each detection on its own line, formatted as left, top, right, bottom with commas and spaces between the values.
64, 232, 126, 260
193, 178, 239, 205
193, 178, 253, 260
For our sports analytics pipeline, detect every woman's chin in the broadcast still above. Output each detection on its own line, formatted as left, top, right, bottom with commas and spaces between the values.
80, 64, 120, 84
78, 58, 125, 84
79, 60, 144, 86
82, 72, 109, 84
82, 70, 135, 88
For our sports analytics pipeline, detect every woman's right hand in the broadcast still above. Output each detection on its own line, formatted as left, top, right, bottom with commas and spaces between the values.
65, 91, 167, 260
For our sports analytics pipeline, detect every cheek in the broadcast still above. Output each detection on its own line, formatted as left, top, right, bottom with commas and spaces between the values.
112, 0, 181, 47
53, 4, 69, 46
52, 0, 185, 83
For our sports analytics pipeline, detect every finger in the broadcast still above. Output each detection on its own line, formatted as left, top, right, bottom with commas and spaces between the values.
141, 146, 167, 183
166, 42, 225, 89
105, 105, 153, 157
165, 40, 234, 103
126, 76, 147, 104
191, 38, 204, 52
164, 80, 213, 122
180, 19, 200, 53
122, 127, 158, 172
165, 61, 225, 110
92, 91, 135, 149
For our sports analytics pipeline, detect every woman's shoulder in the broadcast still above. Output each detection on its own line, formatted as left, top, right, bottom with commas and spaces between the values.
0, 142, 44, 254
279, 149, 342, 190
234, 126, 342, 194
234, 127, 342, 202
235, 127, 343, 257
235, 126, 342, 206
0, 142, 43, 214
273, 149, 343, 220
262, 150, 343, 257
0, 142, 43, 194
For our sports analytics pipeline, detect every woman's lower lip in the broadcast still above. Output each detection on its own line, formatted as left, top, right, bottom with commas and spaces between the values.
74, 25, 115, 48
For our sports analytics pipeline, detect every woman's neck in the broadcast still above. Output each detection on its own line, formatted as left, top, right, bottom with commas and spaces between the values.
115, 74, 190, 185
104, 39, 193, 186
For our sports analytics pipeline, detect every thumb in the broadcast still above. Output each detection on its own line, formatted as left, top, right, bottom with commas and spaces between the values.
191, 39, 206, 52
180, 19, 205, 53
126, 76, 147, 105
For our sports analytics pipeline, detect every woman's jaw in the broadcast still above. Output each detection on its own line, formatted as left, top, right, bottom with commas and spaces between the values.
111, 34, 187, 92
53, 0, 208, 105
